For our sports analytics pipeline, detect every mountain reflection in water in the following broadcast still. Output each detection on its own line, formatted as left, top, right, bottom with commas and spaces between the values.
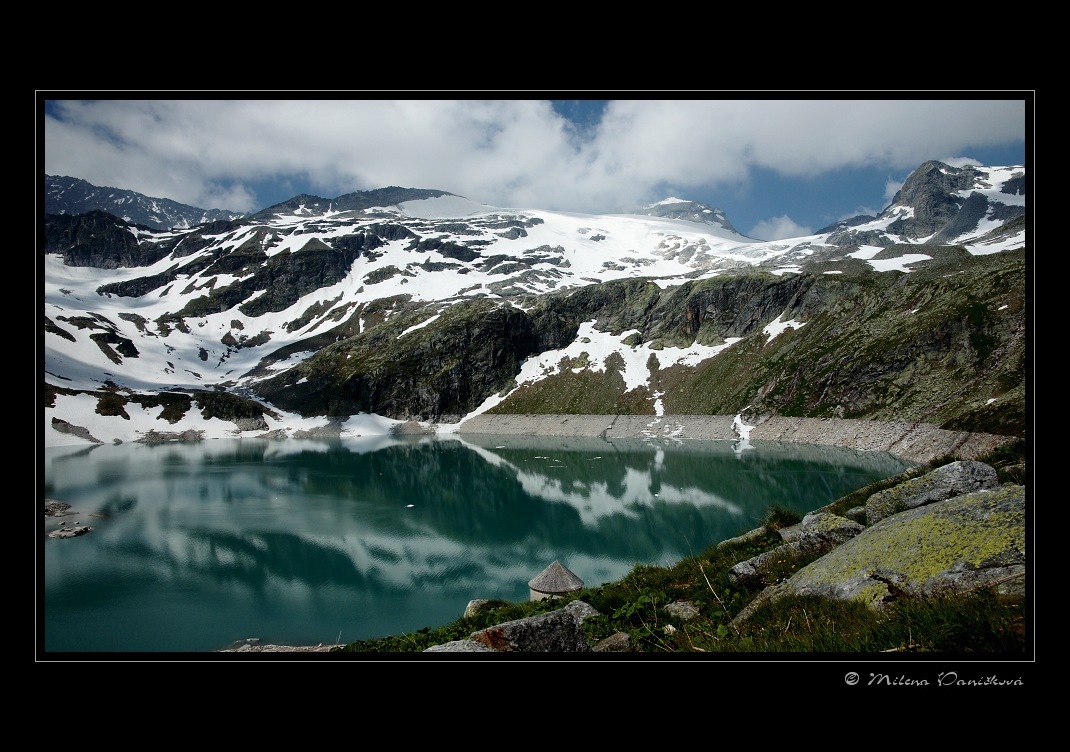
42, 434, 913, 654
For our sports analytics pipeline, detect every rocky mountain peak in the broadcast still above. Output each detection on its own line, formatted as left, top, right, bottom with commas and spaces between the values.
825, 160, 1026, 247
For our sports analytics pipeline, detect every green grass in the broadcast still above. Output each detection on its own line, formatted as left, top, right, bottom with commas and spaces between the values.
332, 442, 1028, 655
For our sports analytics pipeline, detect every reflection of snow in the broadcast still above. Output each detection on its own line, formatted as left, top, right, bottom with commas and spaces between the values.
513, 464, 742, 527
732, 412, 755, 457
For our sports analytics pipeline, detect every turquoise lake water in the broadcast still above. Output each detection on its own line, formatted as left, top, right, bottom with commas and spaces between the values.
40, 433, 913, 655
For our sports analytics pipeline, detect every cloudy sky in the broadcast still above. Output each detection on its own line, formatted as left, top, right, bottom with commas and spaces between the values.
39, 96, 1029, 241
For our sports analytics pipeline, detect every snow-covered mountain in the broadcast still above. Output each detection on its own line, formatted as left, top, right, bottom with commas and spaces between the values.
634, 196, 749, 238
42, 161, 1027, 447
44, 175, 244, 230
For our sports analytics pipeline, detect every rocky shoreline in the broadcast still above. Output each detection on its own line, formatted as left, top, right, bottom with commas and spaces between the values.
218, 641, 345, 653
456, 414, 1016, 466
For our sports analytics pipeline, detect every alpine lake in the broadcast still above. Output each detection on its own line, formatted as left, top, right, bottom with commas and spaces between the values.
41, 433, 914, 655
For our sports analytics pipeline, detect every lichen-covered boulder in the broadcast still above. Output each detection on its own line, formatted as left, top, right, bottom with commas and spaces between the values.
664, 600, 701, 622
864, 460, 998, 524
779, 485, 1025, 608
728, 512, 864, 588
780, 511, 865, 546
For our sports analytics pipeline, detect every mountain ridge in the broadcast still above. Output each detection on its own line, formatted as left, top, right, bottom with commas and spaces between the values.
41, 175, 779, 238
43, 175, 244, 231
41, 160, 1028, 450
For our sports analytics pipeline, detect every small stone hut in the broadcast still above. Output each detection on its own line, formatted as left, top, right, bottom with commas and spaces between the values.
528, 560, 584, 601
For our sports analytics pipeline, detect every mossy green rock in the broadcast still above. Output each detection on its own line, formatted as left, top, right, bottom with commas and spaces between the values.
775, 484, 1025, 608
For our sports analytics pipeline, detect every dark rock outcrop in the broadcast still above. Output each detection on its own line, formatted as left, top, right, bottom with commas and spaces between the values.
50, 417, 103, 444
43, 211, 169, 268
253, 299, 542, 421
728, 511, 865, 589
885, 161, 984, 239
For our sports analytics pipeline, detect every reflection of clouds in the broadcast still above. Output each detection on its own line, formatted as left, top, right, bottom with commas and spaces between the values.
454, 435, 700, 526
115, 492, 546, 599
457, 434, 744, 526
514, 465, 743, 527
320, 531, 565, 597
110, 509, 514, 597
45, 435, 915, 650
236, 434, 419, 460
69, 474, 600, 613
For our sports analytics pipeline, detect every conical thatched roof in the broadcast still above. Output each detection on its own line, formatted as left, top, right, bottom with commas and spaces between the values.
528, 560, 584, 593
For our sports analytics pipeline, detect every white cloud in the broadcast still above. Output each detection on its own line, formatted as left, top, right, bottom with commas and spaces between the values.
884, 177, 904, 205
749, 215, 811, 241
43, 98, 1027, 216
942, 156, 984, 168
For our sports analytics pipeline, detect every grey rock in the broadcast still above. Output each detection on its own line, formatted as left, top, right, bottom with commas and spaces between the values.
50, 417, 103, 444
664, 601, 700, 622
729, 512, 864, 588
865, 460, 998, 524
137, 429, 207, 443
425, 599, 600, 653
716, 526, 768, 549
45, 499, 74, 517
470, 599, 599, 652
424, 640, 498, 653
727, 549, 779, 588
779, 512, 864, 546
392, 420, 436, 436
731, 484, 1025, 625
845, 506, 866, 523
592, 632, 633, 652
464, 599, 493, 619
47, 525, 93, 539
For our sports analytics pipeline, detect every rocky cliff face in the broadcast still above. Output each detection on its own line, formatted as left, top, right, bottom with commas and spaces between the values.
876, 160, 1027, 243
253, 298, 543, 422
477, 249, 1025, 437
43, 211, 167, 268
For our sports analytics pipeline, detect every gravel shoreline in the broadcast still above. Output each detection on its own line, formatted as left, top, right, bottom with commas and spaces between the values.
218, 642, 345, 653
456, 414, 1016, 465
